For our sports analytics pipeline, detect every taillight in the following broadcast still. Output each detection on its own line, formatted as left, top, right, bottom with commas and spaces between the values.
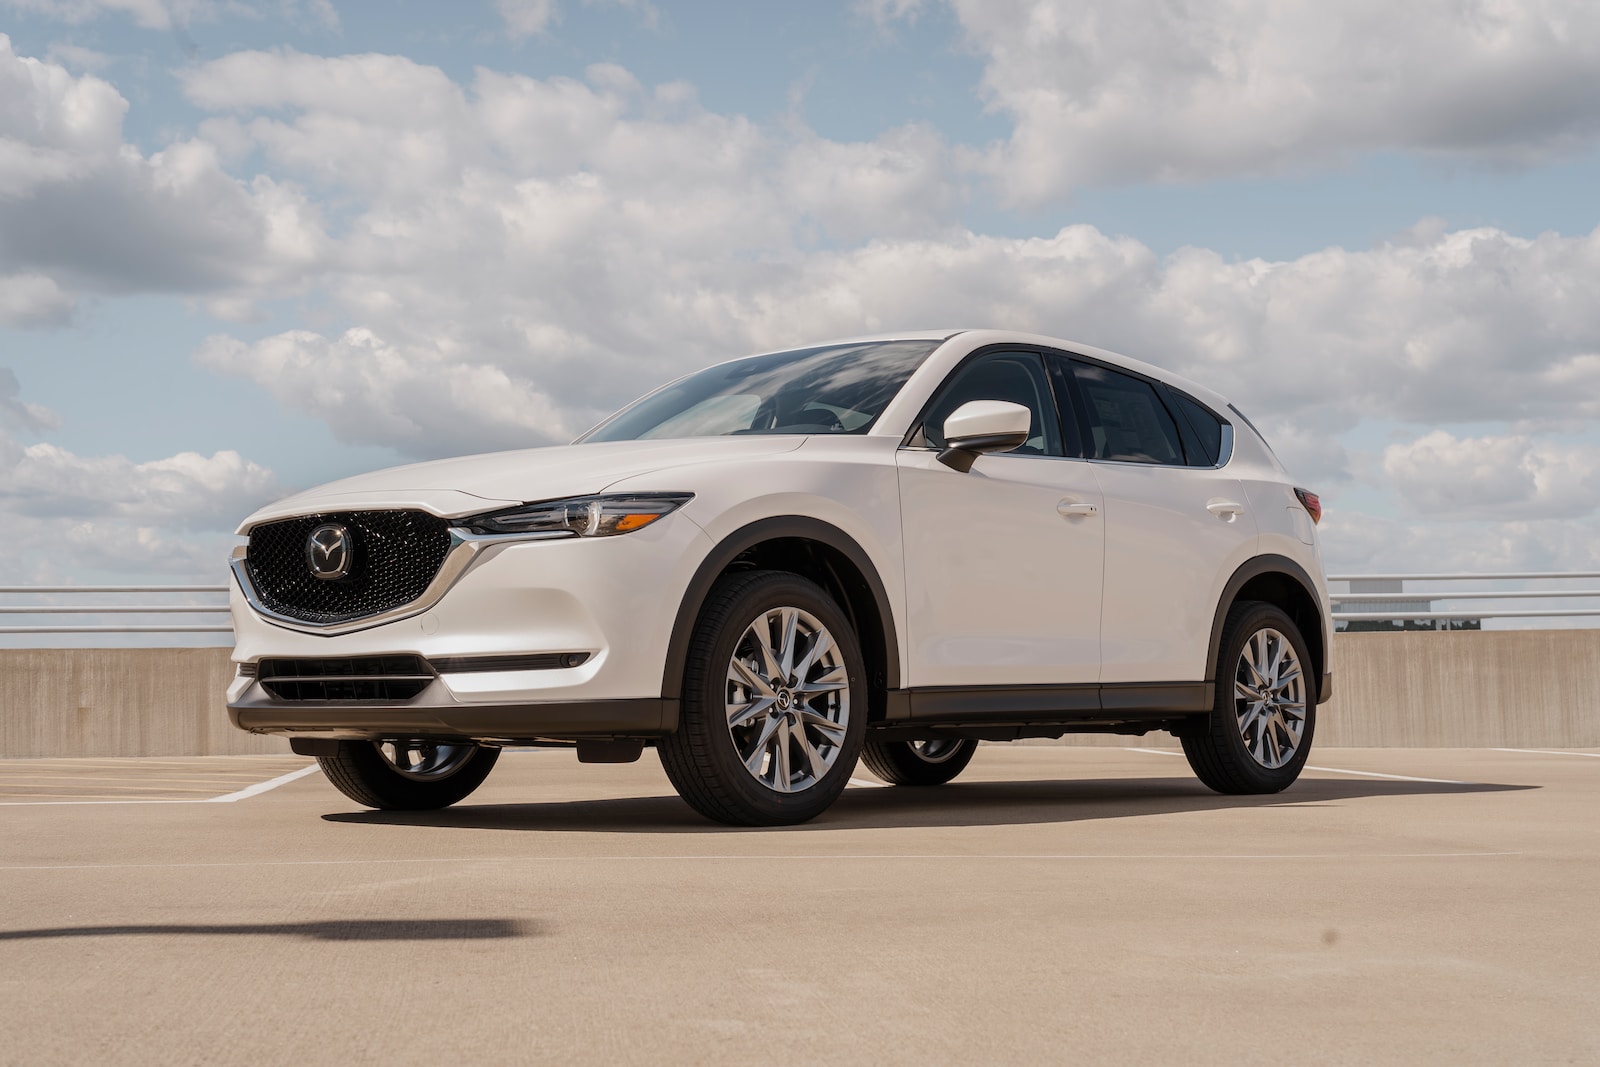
1294, 488, 1321, 524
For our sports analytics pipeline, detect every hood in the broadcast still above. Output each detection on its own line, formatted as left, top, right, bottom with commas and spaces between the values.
237, 436, 806, 532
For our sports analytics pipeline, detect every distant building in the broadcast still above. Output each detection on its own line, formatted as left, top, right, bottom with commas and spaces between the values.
1332, 579, 1482, 633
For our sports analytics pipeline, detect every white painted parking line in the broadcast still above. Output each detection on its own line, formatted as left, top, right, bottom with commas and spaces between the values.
1124, 747, 1474, 785
848, 777, 887, 788
1302, 766, 1473, 785
206, 764, 322, 802
0, 764, 321, 806
1491, 748, 1600, 759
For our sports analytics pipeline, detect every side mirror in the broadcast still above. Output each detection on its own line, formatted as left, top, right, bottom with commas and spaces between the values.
937, 400, 1031, 472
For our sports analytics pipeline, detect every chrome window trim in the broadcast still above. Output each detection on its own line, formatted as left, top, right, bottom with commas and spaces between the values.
1079, 423, 1236, 471
231, 528, 566, 637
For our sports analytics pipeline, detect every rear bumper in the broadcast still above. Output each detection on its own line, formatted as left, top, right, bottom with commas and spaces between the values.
228, 684, 677, 743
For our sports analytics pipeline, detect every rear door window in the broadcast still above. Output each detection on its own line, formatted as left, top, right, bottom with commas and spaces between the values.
1069, 362, 1185, 465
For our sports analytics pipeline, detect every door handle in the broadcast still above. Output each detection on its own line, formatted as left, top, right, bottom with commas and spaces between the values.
1057, 501, 1099, 517
1207, 500, 1244, 519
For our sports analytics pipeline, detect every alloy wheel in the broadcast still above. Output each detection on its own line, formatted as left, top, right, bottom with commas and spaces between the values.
1233, 627, 1307, 769
724, 605, 850, 793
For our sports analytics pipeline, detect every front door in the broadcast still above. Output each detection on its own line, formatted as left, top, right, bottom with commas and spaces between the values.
897, 349, 1104, 691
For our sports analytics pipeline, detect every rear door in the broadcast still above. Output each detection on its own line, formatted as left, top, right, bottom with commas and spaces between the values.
1055, 355, 1259, 686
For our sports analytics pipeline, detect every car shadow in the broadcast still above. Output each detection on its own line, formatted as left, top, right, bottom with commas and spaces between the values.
323, 775, 1535, 834
0, 918, 537, 942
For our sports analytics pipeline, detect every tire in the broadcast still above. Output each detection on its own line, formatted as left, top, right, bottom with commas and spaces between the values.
318, 740, 500, 810
657, 569, 868, 826
860, 737, 978, 786
1181, 600, 1316, 794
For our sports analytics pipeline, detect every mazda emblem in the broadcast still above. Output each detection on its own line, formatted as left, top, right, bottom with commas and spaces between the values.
306, 524, 352, 580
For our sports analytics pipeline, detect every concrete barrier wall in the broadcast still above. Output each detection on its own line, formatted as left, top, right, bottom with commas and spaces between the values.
1, 649, 287, 758
3, 630, 1598, 757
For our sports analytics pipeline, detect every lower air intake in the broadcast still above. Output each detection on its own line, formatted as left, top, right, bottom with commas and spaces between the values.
258, 656, 435, 702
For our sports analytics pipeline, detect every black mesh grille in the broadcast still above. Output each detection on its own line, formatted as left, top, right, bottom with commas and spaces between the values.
258, 656, 434, 701
246, 510, 453, 624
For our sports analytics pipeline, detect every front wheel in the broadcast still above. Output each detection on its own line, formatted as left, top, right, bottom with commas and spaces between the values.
657, 569, 867, 826
1181, 601, 1316, 794
318, 740, 500, 810
860, 738, 978, 786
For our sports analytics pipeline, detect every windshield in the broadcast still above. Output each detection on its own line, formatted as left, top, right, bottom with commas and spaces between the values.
579, 339, 941, 443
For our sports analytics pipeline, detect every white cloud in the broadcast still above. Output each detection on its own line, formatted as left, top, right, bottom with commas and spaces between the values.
0, 367, 285, 580
1317, 509, 1600, 577
904, 0, 1600, 202
496, 0, 558, 38
0, 36, 328, 307
195, 328, 583, 453
0, 273, 75, 326
1, 0, 339, 31
1383, 430, 1600, 521
1, 0, 193, 30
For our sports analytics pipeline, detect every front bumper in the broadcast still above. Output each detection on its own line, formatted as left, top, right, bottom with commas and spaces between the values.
227, 510, 711, 741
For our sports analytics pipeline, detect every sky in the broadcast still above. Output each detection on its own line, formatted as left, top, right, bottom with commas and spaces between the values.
3, 0, 1600, 599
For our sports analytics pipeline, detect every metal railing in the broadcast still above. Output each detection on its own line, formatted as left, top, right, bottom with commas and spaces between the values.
1327, 572, 1600, 622
0, 586, 232, 634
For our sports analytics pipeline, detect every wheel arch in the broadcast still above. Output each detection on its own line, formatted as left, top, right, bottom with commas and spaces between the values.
1208, 554, 1331, 704
662, 516, 901, 720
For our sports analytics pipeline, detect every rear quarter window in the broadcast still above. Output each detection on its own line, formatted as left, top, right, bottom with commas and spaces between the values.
1170, 391, 1225, 466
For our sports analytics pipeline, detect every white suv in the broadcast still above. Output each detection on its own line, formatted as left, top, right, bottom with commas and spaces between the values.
228, 330, 1332, 825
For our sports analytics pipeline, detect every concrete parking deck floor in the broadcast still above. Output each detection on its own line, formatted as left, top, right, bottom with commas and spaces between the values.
2, 746, 1596, 1065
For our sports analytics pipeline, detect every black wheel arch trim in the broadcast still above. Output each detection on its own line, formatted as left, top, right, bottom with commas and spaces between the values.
1209, 554, 1332, 704
661, 515, 901, 700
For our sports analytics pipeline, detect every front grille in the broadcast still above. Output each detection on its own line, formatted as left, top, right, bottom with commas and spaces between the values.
258, 656, 435, 701
246, 510, 453, 624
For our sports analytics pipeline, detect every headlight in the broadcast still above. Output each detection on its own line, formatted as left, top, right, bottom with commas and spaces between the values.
458, 493, 694, 537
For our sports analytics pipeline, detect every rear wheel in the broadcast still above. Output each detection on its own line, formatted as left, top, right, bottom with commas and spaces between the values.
658, 569, 867, 826
860, 737, 978, 786
1182, 601, 1315, 794
318, 740, 499, 810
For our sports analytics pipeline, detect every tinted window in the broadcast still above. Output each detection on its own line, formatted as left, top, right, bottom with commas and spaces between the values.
581, 339, 940, 442
919, 351, 1062, 457
1072, 363, 1184, 465
1171, 391, 1224, 466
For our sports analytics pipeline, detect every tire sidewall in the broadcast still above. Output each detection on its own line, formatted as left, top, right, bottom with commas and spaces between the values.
689, 572, 868, 823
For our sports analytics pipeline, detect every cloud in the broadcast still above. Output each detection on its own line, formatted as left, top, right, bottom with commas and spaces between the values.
1, 0, 192, 30
1317, 509, 1600, 576
0, 273, 75, 326
194, 328, 582, 453
0, 367, 286, 580
0, 35, 327, 306
1383, 430, 1600, 521
496, 0, 558, 37
897, 0, 1600, 202
1, 0, 340, 31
